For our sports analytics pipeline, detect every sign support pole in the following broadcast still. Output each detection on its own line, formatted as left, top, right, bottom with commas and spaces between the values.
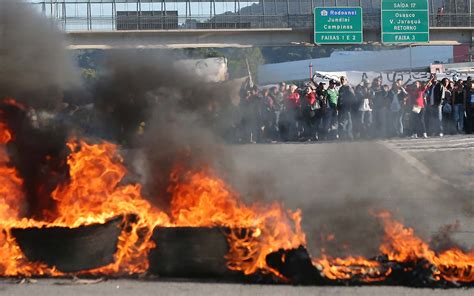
409, 44, 413, 75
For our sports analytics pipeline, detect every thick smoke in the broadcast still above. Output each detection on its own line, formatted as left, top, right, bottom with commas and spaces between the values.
0, 1, 73, 219
0, 1, 240, 218
89, 51, 238, 209
0, 0, 79, 109
1, 101, 69, 220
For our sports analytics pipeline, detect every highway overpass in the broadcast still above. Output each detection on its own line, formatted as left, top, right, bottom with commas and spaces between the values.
65, 27, 474, 49
29, 0, 474, 48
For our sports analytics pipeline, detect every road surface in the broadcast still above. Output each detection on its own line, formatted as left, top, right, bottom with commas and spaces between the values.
227, 135, 474, 257
0, 279, 473, 296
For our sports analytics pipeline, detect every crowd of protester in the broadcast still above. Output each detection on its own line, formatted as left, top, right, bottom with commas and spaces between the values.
238, 75, 474, 143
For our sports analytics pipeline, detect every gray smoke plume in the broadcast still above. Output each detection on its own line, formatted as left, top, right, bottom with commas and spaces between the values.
0, 1, 77, 219
90, 51, 238, 209
0, 0, 79, 109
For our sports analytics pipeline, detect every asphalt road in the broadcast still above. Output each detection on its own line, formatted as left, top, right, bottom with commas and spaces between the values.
227, 135, 474, 257
390, 137, 474, 192
2, 135, 473, 295
1, 279, 473, 296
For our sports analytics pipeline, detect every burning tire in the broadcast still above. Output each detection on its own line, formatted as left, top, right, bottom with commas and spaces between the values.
148, 227, 237, 278
10, 216, 123, 273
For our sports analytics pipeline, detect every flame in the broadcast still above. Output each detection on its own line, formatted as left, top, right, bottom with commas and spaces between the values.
316, 256, 389, 282
378, 211, 474, 282
51, 140, 169, 227
0, 116, 55, 276
168, 168, 306, 276
0, 125, 22, 220
0, 105, 304, 277
50, 140, 170, 274
314, 212, 474, 283
0, 123, 169, 275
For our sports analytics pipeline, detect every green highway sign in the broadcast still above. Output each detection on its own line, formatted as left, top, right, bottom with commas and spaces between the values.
314, 7, 363, 44
381, 0, 430, 43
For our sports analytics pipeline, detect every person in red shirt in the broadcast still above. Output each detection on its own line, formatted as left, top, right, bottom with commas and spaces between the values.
408, 77, 434, 138
281, 85, 301, 141
301, 86, 317, 140
285, 84, 301, 110
305, 88, 316, 105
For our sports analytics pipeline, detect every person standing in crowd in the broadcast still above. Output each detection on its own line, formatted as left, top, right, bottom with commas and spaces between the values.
275, 82, 287, 109
408, 78, 433, 138
269, 86, 280, 111
325, 79, 339, 140
271, 83, 286, 138
252, 86, 263, 142
260, 88, 277, 142
388, 79, 408, 137
337, 76, 356, 140
280, 84, 300, 141
464, 78, 474, 134
428, 77, 448, 137
300, 85, 317, 141
353, 83, 364, 138
371, 77, 389, 138
453, 80, 466, 134
355, 79, 373, 139
314, 82, 327, 140
442, 80, 455, 134
239, 86, 260, 143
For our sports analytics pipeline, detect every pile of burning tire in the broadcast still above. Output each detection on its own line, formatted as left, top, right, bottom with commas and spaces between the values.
7, 217, 474, 288
0, 99, 472, 287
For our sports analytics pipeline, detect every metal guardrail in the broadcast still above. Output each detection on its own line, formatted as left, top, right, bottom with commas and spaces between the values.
46, 13, 474, 32
27, 1, 474, 32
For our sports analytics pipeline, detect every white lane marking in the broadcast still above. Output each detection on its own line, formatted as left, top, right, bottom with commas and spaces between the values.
385, 136, 474, 151
378, 140, 472, 193
396, 144, 474, 151
385, 135, 474, 144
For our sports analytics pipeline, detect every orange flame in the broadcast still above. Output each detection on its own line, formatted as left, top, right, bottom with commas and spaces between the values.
314, 212, 474, 283
0, 115, 304, 277
0, 117, 56, 277
168, 168, 306, 276
378, 211, 474, 282
315, 256, 389, 282
50, 140, 170, 274
0, 129, 169, 275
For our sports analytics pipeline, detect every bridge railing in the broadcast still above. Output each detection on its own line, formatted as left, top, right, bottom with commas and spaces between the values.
51, 14, 473, 31
431, 13, 473, 27
27, 1, 474, 32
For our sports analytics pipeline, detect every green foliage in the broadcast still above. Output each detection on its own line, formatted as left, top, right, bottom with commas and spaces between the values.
76, 49, 104, 69
262, 46, 331, 63
222, 48, 265, 81
261, 45, 379, 64
180, 48, 225, 59
81, 68, 97, 82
